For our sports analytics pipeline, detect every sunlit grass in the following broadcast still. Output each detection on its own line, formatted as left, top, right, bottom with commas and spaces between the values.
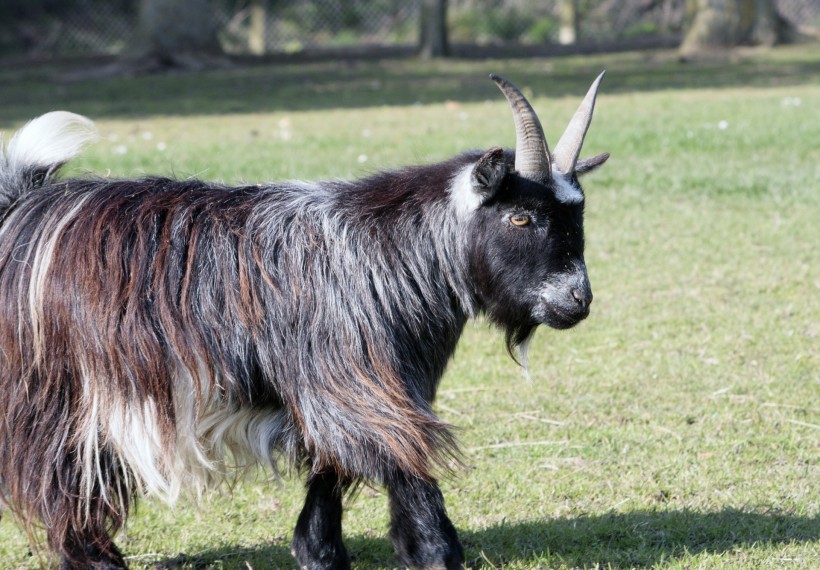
0, 45, 818, 568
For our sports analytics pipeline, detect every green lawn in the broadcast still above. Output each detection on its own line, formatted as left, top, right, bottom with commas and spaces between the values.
0, 46, 818, 569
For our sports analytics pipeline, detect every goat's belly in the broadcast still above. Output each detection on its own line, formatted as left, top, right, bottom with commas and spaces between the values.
102, 396, 287, 503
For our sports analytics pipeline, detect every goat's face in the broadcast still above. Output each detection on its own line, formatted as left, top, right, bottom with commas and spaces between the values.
464, 74, 609, 340
469, 167, 592, 331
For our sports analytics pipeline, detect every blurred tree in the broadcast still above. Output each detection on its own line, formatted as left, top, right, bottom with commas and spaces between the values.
559, 0, 577, 45
133, 0, 222, 67
680, 0, 792, 54
419, 0, 448, 58
248, 0, 266, 55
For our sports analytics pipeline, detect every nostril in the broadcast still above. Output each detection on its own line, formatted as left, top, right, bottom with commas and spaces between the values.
571, 288, 592, 308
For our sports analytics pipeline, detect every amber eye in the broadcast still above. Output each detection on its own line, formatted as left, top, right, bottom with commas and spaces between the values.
510, 213, 531, 227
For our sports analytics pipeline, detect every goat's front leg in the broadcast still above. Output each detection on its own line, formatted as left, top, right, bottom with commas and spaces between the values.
291, 471, 350, 570
388, 472, 464, 570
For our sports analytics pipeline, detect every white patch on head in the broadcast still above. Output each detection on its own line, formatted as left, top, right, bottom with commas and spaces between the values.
7, 111, 97, 171
552, 170, 584, 205
447, 164, 483, 217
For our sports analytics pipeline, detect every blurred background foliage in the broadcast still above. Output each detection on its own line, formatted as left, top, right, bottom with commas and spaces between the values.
1, 0, 817, 60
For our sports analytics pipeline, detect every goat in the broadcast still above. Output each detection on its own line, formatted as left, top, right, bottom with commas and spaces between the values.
0, 74, 608, 569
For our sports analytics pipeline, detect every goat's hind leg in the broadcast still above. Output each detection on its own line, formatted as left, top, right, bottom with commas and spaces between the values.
50, 449, 130, 569
388, 472, 464, 570
291, 471, 350, 570
52, 491, 128, 569
59, 528, 127, 570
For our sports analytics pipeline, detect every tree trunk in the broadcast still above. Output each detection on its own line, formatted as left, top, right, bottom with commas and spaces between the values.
419, 0, 449, 59
248, 0, 267, 55
133, 0, 222, 67
559, 0, 578, 45
680, 0, 788, 55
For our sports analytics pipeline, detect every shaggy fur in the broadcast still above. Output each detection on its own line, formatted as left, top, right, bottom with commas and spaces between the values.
0, 76, 607, 569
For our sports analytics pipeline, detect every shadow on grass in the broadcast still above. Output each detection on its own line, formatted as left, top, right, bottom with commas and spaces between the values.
1, 45, 819, 124
152, 508, 818, 569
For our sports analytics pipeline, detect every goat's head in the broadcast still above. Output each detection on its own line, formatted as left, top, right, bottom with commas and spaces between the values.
461, 73, 609, 349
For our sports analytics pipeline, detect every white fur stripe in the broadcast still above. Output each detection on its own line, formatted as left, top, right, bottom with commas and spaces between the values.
27, 195, 92, 365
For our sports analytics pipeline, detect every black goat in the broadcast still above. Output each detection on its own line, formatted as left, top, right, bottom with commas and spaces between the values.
0, 74, 608, 569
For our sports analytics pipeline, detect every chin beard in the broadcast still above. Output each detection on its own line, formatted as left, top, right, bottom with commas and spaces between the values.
505, 323, 537, 370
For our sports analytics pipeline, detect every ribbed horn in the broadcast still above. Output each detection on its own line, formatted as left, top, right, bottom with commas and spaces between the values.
553, 71, 605, 175
490, 74, 551, 180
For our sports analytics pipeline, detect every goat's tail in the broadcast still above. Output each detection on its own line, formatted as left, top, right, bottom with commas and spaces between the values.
0, 111, 97, 215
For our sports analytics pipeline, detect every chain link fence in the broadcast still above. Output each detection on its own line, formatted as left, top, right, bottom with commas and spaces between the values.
1, 0, 818, 60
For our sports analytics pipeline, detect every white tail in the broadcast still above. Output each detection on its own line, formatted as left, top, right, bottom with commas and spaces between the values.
6, 111, 97, 172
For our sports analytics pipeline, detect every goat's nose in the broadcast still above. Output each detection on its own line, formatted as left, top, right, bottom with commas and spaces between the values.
571, 288, 593, 308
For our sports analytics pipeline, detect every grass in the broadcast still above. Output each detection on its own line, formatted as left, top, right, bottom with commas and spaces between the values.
0, 45, 818, 569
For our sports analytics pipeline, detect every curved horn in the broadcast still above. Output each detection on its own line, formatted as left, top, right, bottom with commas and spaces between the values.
553, 71, 605, 174
490, 74, 551, 180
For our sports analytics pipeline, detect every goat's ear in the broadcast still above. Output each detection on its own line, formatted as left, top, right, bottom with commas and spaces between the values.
575, 152, 610, 176
471, 147, 507, 197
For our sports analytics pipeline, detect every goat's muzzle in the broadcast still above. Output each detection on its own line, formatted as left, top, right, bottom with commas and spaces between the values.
536, 272, 592, 330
